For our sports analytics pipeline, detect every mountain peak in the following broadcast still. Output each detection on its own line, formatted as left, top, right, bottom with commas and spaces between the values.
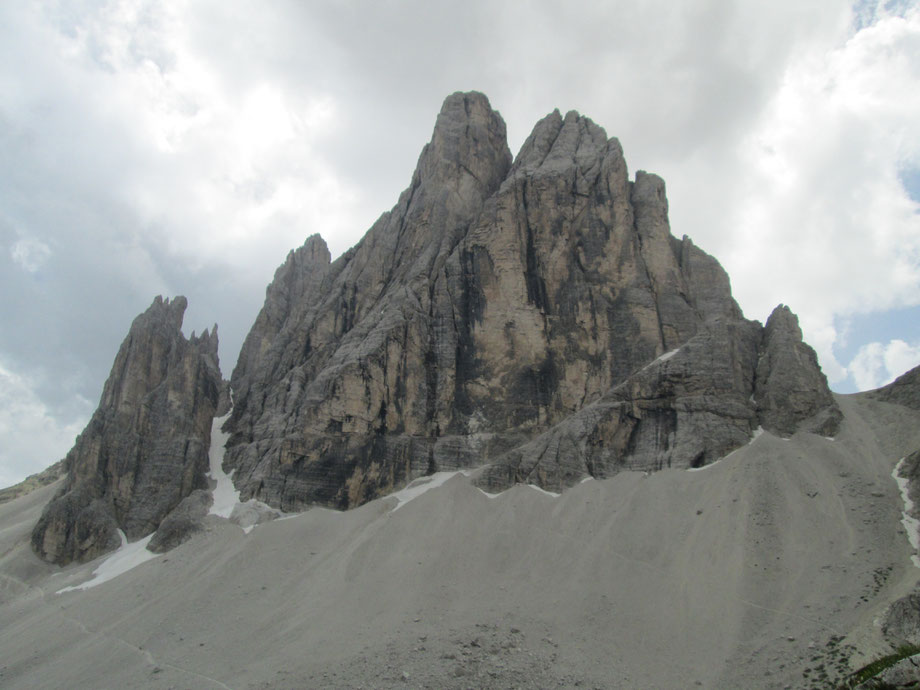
32, 92, 843, 549
216, 93, 841, 511
413, 90, 512, 198
32, 295, 225, 564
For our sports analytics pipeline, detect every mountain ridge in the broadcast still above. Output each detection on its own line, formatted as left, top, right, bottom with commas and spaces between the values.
222, 91, 840, 510
30, 91, 839, 562
5, 90, 920, 689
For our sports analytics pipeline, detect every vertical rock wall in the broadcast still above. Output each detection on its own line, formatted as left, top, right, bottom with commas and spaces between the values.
223, 91, 842, 510
32, 296, 224, 565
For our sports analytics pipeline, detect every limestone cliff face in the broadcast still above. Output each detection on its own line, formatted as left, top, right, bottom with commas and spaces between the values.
224, 91, 841, 511
32, 296, 224, 565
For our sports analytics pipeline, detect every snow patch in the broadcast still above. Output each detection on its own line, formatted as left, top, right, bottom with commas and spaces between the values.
657, 348, 680, 363
478, 488, 501, 499
208, 411, 239, 518
527, 484, 560, 498
57, 531, 157, 593
579, 476, 594, 484
640, 348, 681, 373
892, 458, 920, 569
390, 471, 464, 512
204, 410, 288, 532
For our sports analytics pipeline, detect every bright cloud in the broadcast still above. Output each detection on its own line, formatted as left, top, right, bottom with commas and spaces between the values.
722, 6, 920, 385
849, 339, 920, 390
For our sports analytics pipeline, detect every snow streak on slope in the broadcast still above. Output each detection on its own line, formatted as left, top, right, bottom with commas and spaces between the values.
390, 472, 468, 512
640, 348, 681, 374
527, 484, 561, 497
387, 470, 565, 511
206, 409, 287, 531
892, 458, 920, 568
56, 531, 156, 593
207, 411, 239, 518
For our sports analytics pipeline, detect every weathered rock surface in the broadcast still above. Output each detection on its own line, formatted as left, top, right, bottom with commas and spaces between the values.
884, 587, 920, 647
754, 304, 842, 437
477, 321, 762, 491
148, 489, 212, 553
900, 448, 920, 519
854, 652, 920, 689
32, 296, 224, 565
873, 655, 920, 688
223, 91, 841, 510
871, 364, 920, 411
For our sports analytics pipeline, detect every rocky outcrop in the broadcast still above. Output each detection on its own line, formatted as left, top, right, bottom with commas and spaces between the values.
884, 587, 920, 647
754, 305, 842, 437
870, 364, 920, 411
148, 489, 212, 553
221, 91, 841, 511
477, 321, 763, 491
477, 309, 844, 492
32, 296, 224, 565
224, 92, 515, 511
857, 654, 920, 689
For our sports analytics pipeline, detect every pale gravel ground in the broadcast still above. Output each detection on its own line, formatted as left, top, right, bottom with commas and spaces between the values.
1, 394, 919, 689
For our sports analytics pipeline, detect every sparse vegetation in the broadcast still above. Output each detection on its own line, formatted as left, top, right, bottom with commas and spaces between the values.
838, 643, 920, 689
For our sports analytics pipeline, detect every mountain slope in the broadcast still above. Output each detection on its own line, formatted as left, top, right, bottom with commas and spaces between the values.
1, 394, 918, 689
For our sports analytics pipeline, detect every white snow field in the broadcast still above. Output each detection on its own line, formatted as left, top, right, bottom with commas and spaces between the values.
207, 411, 238, 519
0, 393, 919, 688
55, 531, 157, 594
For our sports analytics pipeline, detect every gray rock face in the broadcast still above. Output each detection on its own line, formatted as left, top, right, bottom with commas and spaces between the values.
754, 305, 842, 437
870, 364, 920, 411
901, 449, 920, 520
148, 489, 212, 553
32, 296, 224, 565
478, 321, 763, 491
885, 588, 920, 646
223, 91, 841, 510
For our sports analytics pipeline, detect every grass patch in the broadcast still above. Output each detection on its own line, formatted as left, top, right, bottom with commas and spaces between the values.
838, 643, 920, 688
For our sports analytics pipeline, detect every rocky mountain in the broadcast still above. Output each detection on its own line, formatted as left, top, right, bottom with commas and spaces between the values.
31, 296, 226, 565
29, 91, 842, 562
222, 91, 840, 510
11, 91, 920, 689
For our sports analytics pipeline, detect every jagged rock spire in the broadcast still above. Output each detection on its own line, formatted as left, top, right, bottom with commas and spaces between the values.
219, 91, 840, 511
32, 296, 225, 565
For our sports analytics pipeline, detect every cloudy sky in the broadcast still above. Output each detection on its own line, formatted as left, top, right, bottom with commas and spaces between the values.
2, 0, 919, 487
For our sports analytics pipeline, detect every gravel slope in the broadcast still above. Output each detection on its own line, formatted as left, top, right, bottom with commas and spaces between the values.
1, 394, 919, 689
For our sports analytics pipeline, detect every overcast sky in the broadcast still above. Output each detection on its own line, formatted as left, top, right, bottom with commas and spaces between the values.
2, 0, 919, 487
